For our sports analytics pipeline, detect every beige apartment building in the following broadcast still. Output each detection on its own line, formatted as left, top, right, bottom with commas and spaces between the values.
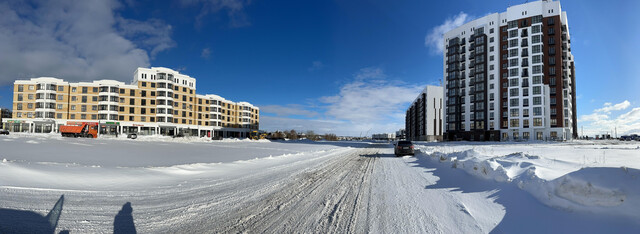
3, 67, 260, 138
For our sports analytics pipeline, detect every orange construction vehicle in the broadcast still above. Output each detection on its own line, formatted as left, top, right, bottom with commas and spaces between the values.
59, 122, 98, 138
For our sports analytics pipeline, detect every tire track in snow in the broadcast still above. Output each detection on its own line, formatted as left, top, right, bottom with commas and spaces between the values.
208, 147, 380, 233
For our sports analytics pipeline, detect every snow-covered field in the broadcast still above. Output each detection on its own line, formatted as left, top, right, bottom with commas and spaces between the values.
1, 133, 639, 233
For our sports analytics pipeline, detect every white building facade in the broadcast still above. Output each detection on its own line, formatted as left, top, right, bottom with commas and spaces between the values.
405, 85, 444, 141
443, 0, 576, 141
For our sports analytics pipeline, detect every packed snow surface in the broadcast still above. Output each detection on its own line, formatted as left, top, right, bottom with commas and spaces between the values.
1, 134, 640, 233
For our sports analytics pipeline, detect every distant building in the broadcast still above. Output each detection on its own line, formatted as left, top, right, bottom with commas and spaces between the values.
443, 0, 576, 141
3, 67, 259, 138
395, 129, 406, 140
405, 85, 444, 141
372, 133, 396, 141
0, 108, 11, 125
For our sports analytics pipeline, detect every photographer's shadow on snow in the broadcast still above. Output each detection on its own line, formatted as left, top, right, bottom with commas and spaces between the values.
114, 202, 137, 234
0, 195, 69, 234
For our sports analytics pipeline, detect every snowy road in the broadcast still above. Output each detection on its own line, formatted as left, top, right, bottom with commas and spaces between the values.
3, 136, 640, 233
1, 144, 502, 233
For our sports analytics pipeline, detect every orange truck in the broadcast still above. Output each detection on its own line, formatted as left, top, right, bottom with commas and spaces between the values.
59, 122, 98, 138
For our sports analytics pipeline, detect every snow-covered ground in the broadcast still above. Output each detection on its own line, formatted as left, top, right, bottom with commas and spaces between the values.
1, 134, 639, 233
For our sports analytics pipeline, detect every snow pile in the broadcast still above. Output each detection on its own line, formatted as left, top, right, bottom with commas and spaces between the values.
416, 142, 640, 221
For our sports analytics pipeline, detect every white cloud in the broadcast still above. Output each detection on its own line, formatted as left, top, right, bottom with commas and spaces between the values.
579, 101, 640, 136
261, 104, 319, 118
320, 68, 424, 125
201, 48, 212, 59
180, 0, 252, 28
0, 0, 174, 84
260, 67, 425, 136
595, 100, 630, 113
425, 12, 470, 55
308, 61, 324, 71
116, 17, 175, 58
578, 113, 608, 122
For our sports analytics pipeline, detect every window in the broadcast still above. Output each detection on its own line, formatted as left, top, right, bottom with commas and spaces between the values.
92, 105, 97, 110
532, 35, 541, 44
509, 49, 518, 57
81, 105, 87, 112
509, 30, 517, 38
151, 83, 156, 88
58, 86, 64, 91
509, 68, 518, 77
82, 96, 87, 103
141, 82, 146, 87
81, 114, 86, 120
533, 107, 542, 116
532, 45, 542, 54
533, 118, 542, 126
71, 105, 76, 110
70, 114, 75, 119
82, 87, 88, 93
533, 65, 542, 74
510, 109, 519, 117
57, 104, 63, 109
510, 88, 519, 97
533, 97, 542, 105
27, 103, 33, 109
510, 98, 519, 107
533, 76, 542, 84
92, 96, 98, 102
130, 99, 135, 105
29, 85, 34, 90
72, 87, 77, 92
130, 90, 135, 96
509, 39, 518, 47
510, 119, 519, 127
532, 55, 542, 64
510, 58, 518, 67
550, 119, 557, 126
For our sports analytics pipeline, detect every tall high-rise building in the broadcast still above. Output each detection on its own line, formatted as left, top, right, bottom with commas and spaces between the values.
405, 85, 444, 141
443, 0, 576, 141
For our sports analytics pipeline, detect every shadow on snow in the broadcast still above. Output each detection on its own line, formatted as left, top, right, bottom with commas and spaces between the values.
0, 195, 137, 234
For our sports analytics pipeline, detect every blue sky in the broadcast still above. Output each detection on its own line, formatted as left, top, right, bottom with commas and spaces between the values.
0, 0, 638, 136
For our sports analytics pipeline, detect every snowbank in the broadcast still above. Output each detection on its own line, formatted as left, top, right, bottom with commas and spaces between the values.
415, 142, 640, 221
